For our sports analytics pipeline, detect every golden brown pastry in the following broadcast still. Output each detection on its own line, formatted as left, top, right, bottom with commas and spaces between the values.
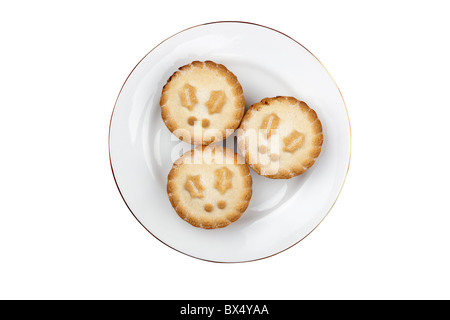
237, 96, 323, 179
160, 61, 245, 145
167, 145, 252, 229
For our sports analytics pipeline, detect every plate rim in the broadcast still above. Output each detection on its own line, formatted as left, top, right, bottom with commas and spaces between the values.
108, 20, 352, 263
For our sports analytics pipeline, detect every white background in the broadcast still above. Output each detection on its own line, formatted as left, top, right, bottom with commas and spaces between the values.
1, 0, 449, 300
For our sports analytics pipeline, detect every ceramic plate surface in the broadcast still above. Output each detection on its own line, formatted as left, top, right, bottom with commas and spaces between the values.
109, 22, 351, 262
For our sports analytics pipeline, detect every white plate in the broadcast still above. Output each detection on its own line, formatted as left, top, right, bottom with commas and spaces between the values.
109, 21, 351, 262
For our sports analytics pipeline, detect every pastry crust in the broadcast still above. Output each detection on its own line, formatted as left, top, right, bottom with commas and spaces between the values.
237, 96, 323, 179
160, 61, 245, 145
167, 145, 252, 229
